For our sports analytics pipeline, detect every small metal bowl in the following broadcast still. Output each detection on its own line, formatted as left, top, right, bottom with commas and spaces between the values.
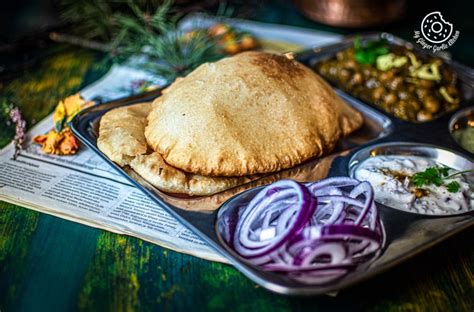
449, 106, 474, 154
348, 142, 473, 216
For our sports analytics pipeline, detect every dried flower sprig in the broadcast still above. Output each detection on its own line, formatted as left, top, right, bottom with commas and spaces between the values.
11, 107, 26, 156
1, 103, 27, 159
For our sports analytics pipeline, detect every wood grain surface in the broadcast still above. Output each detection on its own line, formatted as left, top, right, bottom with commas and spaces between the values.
0, 15, 473, 312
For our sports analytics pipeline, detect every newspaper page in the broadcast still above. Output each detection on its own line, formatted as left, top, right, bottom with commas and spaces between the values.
0, 114, 227, 261
0, 16, 339, 263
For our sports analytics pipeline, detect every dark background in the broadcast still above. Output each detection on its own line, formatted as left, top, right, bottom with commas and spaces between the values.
0, 0, 473, 74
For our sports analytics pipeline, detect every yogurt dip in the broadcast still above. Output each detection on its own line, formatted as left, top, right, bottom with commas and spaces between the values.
354, 155, 473, 215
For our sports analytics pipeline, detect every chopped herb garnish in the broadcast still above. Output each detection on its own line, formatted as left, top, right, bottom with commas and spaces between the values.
412, 167, 443, 187
437, 166, 450, 177
412, 166, 473, 193
354, 38, 389, 65
447, 181, 460, 193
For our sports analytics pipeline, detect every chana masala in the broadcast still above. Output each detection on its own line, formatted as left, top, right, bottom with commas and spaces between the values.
315, 39, 462, 122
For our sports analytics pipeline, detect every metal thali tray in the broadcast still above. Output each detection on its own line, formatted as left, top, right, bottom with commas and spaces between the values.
71, 33, 474, 295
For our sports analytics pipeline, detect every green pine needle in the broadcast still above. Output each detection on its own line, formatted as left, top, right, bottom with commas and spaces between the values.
136, 30, 222, 81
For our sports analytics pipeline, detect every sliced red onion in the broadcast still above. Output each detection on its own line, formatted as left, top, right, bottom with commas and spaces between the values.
224, 177, 385, 285
233, 180, 316, 258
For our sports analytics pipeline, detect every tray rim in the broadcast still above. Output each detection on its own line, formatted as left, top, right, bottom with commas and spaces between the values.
71, 93, 474, 296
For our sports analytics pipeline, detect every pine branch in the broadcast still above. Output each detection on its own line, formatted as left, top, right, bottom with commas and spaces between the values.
49, 32, 114, 53
58, 0, 224, 81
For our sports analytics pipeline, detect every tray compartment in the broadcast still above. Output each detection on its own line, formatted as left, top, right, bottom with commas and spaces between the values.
295, 32, 474, 124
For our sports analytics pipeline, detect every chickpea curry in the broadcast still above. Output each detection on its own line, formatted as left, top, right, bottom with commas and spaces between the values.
315, 38, 461, 122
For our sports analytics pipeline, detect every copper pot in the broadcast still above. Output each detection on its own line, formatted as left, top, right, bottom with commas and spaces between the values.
294, 0, 406, 28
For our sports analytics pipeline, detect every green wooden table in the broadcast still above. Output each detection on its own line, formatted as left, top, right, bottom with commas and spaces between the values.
1, 3, 473, 311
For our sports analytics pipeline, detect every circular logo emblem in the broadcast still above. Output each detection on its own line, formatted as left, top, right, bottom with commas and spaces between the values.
421, 11, 453, 44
